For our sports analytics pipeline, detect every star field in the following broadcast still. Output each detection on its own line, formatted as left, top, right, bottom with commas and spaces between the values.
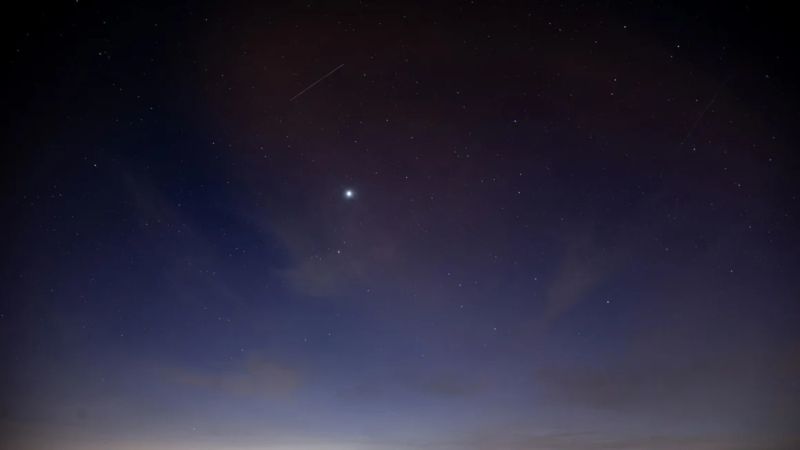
1, 1, 799, 450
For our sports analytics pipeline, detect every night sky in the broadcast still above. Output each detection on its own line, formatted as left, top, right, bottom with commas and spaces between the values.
2, 2, 800, 449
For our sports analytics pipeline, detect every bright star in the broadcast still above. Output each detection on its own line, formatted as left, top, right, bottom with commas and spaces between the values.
344, 189, 355, 199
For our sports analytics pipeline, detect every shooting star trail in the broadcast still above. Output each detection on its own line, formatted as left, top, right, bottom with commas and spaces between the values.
677, 74, 733, 149
289, 63, 345, 101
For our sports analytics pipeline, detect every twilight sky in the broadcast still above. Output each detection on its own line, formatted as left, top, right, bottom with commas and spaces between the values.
2, 1, 800, 449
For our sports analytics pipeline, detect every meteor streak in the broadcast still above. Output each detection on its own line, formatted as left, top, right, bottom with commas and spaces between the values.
290, 63, 345, 101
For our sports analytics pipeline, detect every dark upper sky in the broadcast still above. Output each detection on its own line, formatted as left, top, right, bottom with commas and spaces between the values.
2, 1, 799, 449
